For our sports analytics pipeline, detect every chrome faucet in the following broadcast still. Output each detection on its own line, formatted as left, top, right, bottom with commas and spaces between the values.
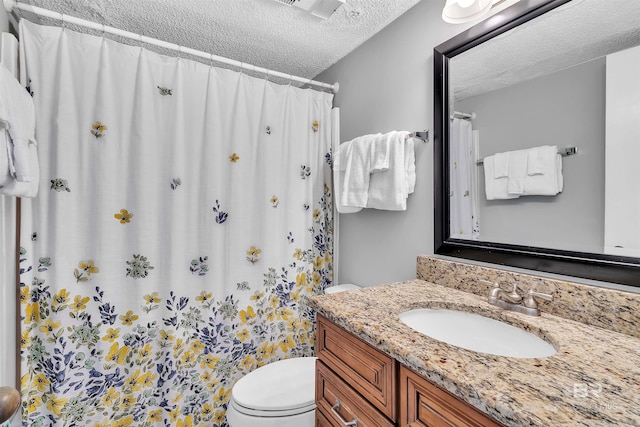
482, 281, 553, 316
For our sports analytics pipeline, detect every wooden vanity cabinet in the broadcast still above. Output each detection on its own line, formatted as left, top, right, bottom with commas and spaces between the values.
316, 314, 397, 425
315, 315, 505, 427
400, 365, 505, 427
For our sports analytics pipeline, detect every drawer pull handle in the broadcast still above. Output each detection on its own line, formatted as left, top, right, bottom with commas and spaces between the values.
331, 399, 358, 426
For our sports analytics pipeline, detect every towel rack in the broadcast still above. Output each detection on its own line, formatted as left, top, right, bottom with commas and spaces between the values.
407, 131, 429, 142
476, 146, 577, 166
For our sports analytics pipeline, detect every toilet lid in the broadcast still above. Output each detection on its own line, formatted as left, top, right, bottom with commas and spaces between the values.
231, 357, 317, 416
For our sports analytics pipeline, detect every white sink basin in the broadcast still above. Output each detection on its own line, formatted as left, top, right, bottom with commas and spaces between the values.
399, 308, 556, 358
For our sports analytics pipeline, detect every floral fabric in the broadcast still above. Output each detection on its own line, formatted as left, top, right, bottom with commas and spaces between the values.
18, 21, 334, 427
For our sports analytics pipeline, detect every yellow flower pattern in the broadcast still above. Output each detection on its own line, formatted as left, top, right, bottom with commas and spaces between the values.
19, 156, 334, 425
91, 121, 107, 138
246, 246, 261, 264
114, 209, 134, 224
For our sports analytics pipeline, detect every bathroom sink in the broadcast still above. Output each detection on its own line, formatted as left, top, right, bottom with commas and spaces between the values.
399, 309, 556, 358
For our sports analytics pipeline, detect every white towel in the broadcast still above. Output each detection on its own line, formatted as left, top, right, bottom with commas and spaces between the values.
0, 63, 38, 182
506, 149, 529, 195
338, 133, 386, 208
483, 155, 520, 200
527, 145, 557, 176
523, 154, 563, 196
367, 131, 413, 211
404, 137, 416, 195
334, 141, 361, 213
493, 152, 509, 178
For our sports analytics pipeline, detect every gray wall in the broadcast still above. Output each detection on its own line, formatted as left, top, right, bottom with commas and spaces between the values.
1, 5, 8, 33
317, 1, 472, 287
456, 57, 606, 254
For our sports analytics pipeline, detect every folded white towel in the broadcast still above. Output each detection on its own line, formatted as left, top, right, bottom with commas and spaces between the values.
338, 133, 386, 208
527, 145, 557, 176
523, 153, 563, 196
404, 137, 416, 195
367, 131, 413, 211
493, 152, 509, 178
0, 63, 38, 182
334, 141, 361, 213
483, 155, 520, 200
506, 149, 529, 195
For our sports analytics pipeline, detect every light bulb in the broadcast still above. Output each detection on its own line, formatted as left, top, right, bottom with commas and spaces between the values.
456, 0, 476, 8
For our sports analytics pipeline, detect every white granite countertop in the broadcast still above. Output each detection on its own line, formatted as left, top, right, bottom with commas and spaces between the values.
310, 280, 640, 426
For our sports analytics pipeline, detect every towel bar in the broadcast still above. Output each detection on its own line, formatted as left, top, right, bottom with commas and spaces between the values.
476, 146, 577, 166
408, 131, 428, 142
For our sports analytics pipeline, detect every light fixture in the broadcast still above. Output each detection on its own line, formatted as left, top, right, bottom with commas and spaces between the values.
442, 0, 493, 24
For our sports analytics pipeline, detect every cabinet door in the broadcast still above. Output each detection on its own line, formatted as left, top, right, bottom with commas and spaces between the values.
400, 365, 504, 427
317, 360, 396, 427
316, 314, 397, 421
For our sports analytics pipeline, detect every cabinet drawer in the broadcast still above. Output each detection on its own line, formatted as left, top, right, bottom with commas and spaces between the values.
400, 365, 505, 427
316, 406, 337, 427
316, 314, 397, 421
316, 360, 395, 427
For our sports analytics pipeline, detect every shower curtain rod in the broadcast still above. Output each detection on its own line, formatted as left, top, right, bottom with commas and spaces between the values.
2, 0, 339, 93
451, 111, 476, 120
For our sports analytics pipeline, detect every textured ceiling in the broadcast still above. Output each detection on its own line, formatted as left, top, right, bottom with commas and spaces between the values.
18, 0, 423, 85
451, 0, 640, 100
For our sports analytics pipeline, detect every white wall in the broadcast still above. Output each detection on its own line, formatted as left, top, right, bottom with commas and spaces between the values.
605, 45, 640, 257
317, 1, 472, 286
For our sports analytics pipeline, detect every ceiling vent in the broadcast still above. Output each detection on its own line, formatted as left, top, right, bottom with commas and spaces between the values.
272, 0, 346, 19
310, 0, 346, 19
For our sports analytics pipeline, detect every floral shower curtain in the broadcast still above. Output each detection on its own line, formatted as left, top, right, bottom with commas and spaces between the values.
18, 20, 333, 427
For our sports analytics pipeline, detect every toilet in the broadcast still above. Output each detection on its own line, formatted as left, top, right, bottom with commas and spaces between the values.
226, 284, 361, 426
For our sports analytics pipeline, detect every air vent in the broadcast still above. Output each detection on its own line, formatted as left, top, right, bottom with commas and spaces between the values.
272, 0, 346, 19
310, 0, 346, 19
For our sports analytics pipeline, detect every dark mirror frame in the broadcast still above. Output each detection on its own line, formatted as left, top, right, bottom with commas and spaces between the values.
434, 0, 640, 288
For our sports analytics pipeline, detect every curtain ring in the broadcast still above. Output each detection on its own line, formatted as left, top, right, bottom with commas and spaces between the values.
210, 53, 214, 68
60, 12, 65, 31
177, 45, 182, 60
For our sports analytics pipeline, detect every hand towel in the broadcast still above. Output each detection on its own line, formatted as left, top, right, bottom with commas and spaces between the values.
506, 149, 529, 195
334, 140, 361, 213
493, 151, 509, 178
483, 155, 520, 200
367, 131, 412, 211
527, 145, 557, 176
338, 133, 386, 208
0, 63, 38, 182
523, 153, 563, 196
404, 136, 416, 195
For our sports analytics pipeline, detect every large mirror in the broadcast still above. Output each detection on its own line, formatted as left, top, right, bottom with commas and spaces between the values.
434, 0, 640, 287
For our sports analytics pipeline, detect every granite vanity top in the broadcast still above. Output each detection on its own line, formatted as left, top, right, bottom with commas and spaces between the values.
310, 280, 640, 426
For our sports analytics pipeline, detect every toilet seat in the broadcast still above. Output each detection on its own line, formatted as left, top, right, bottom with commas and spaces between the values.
230, 356, 317, 417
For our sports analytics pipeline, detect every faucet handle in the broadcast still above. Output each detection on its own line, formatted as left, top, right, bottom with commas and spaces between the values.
508, 283, 524, 300
524, 290, 554, 309
479, 279, 499, 287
